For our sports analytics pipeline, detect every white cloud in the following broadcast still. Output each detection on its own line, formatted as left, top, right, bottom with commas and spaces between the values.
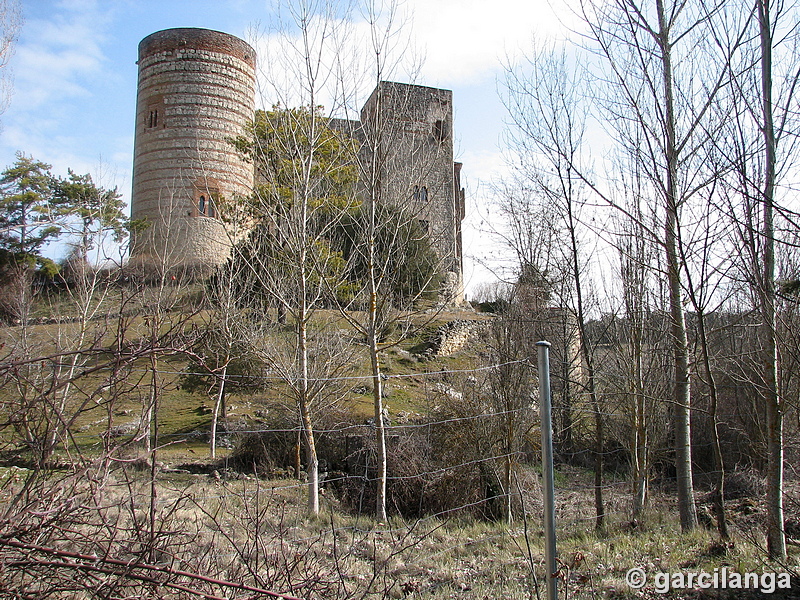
461, 148, 509, 185
403, 0, 569, 86
0, 2, 122, 172
12, 6, 111, 110
248, 7, 428, 117
246, 0, 569, 113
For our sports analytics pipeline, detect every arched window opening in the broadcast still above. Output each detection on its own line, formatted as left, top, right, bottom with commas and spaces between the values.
433, 119, 446, 142
195, 185, 220, 218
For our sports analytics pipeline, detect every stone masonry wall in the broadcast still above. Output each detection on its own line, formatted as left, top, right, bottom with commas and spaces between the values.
361, 82, 464, 302
130, 28, 256, 272
419, 320, 489, 357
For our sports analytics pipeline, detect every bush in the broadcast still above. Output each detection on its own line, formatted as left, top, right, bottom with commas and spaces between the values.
227, 431, 294, 475
334, 423, 541, 521
723, 467, 767, 500
226, 411, 357, 477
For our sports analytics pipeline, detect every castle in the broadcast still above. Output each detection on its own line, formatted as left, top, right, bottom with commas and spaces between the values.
130, 28, 465, 300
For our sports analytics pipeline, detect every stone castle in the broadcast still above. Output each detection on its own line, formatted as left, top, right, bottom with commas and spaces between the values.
130, 28, 465, 299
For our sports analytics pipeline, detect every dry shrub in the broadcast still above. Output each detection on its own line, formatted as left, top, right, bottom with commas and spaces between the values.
336, 427, 485, 518
226, 412, 358, 477
0, 459, 361, 599
724, 467, 767, 500
228, 430, 295, 474
224, 407, 542, 522
335, 422, 541, 521
0, 263, 32, 323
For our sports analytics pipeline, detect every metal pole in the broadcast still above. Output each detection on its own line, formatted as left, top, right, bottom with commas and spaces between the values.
537, 340, 558, 600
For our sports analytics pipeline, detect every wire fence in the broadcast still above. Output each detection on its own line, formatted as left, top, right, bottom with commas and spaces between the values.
2, 331, 799, 598
70, 435, 781, 600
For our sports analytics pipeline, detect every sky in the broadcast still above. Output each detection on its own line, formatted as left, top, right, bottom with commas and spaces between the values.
1, 0, 572, 295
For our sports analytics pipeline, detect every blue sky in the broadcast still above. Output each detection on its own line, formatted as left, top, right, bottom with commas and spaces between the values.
2, 0, 570, 293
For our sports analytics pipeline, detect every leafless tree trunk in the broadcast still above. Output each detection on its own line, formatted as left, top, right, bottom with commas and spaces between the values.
578, 0, 735, 530
678, 196, 733, 538
654, 0, 697, 532
210, 364, 227, 459
502, 42, 606, 528
756, 0, 786, 559
364, 77, 389, 522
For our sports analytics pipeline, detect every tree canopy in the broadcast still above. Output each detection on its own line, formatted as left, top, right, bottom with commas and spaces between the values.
231, 106, 359, 219
0, 153, 61, 270
0, 153, 127, 274
224, 106, 442, 311
333, 203, 442, 306
51, 168, 127, 262
0, 153, 127, 321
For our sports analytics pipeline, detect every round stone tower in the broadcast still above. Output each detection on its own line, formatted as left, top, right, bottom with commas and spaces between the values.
130, 28, 256, 275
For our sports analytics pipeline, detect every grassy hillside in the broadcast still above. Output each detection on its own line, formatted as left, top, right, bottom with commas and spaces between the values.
1, 285, 798, 599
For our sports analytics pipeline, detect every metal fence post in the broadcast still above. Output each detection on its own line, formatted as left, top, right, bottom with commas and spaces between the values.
537, 340, 557, 600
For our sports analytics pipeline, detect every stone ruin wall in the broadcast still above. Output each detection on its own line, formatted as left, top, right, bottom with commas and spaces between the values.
419, 319, 490, 357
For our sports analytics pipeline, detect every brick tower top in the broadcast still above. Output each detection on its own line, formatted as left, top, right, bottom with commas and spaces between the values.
139, 28, 256, 68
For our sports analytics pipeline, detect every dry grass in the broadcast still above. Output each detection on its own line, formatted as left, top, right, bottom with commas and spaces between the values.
2, 291, 798, 598
2, 453, 799, 599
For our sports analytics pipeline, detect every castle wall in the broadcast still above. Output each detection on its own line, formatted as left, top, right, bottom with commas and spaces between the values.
130, 28, 256, 274
129, 30, 464, 299
361, 82, 464, 302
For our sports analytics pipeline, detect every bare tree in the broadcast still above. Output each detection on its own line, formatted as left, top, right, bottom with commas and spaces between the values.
490, 302, 540, 525
203, 263, 248, 459
325, 0, 456, 522
0, 163, 128, 469
681, 187, 736, 539
229, 2, 364, 514
609, 154, 662, 520
502, 41, 607, 529
577, 0, 736, 531
708, 0, 800, 558
231, 108, 357, 515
